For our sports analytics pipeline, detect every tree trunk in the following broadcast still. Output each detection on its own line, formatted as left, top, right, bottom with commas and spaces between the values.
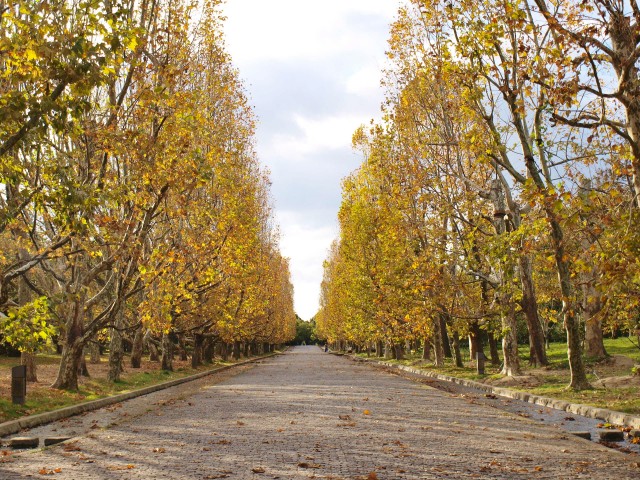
433, 318, 445, 367
52, 294, 86, 390
469, 321, 482, 363
21, 351, 37, 382
221, 343, 229, 361
547, 214, 591, 390
488, 333, 500, 366
130, 325, 144, 368
519, 254, 548, 366
452, 332, 464, 368
144, 330, 159, 362
161, 332, 173, 371
203, 339, 214, 363
440, 315, 452, 358
501, 301, 521, 376
376, 340, 384, 357
243, 342, 250, 358
52, 340, 84, 390
394, 343, 404, 361
149, 343, 159, 362
384, 342, 393, 359
78, 355, 90, 377
422, 337, 431, 360
108, 312, 125, 382
583, 270, 607, 360
89, 342, 101, 364
192, 334, 203, 368
178, 336, 188, 361
17, 260, 37, 382
233, 341, 241, 360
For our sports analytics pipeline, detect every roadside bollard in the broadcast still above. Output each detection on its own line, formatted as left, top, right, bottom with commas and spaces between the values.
476, 351, 486, 375
12, 365, 27, 404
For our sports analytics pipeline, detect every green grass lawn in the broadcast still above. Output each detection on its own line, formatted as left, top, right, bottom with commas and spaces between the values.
0, 354, 245, 423
358, 337, 640, 415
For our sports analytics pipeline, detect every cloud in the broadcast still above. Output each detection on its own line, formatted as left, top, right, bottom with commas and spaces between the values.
221, 0, 398, 318
276, 210, 338, 320
223, 1, 399, 64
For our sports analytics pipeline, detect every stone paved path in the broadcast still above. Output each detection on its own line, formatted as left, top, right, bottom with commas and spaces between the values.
1, 346, 638, 479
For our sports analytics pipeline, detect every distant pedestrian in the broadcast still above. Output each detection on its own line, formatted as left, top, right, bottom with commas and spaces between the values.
324, 343, 328, 353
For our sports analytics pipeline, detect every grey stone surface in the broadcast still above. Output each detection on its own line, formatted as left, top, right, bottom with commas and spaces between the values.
598, 429, 625, 442
44, 437, 72, 446
371, 359, 640, 429
8, 437, 38, 449
0, 355, 275, 438
0, 346, 638, 479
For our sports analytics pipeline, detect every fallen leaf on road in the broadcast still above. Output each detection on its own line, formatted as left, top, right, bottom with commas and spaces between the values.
338, 415, 351, 420
363, 410, 371, 415
251, 467, 265, 473
152, 448, 166, 453
298, 462, 321, 469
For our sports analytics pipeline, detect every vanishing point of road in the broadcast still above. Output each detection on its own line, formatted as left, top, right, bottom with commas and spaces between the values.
1, 346, 638, 479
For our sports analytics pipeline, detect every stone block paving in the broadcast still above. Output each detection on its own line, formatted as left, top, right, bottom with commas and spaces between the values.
1, 346, 639, 479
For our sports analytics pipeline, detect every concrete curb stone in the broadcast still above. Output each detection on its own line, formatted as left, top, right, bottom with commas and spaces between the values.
353, 356, 640, 429
0, 353, 279, 438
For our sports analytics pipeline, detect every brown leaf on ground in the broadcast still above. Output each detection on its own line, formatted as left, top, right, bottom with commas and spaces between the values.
152, 447, 165, 453
107, 464, 136, 471
251, 467, 265, 473
367, 473, 378, 480
297, 462, 321, 469
338, 415, 351, 420
63, 443, 81, 452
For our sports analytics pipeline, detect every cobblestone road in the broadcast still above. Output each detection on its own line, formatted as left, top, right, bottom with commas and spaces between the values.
1, 346, 638, 479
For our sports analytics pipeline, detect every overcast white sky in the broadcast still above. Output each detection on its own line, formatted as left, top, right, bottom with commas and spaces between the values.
222, 1, 400, 320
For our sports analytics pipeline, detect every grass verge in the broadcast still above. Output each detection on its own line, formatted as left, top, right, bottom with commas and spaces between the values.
357, 338, 640, 415
0, 356, 243, 423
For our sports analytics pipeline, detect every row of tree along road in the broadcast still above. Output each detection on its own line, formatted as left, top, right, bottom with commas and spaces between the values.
0, 1, 296, 392
317, 0, 640, 390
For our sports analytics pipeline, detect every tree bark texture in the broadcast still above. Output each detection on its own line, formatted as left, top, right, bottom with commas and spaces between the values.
451, 332, 464, 368
21, 351, 37, 383
519, 255, 548, 366
161, 332, 173, 371
108, 312, 125, 382
52, 293, 87, 390
130, 325, 144, 368
422, 337, 431, 360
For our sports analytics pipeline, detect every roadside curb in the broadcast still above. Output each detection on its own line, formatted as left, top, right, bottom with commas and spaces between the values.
0, 353, 279, 438
351, 356, 640, 429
